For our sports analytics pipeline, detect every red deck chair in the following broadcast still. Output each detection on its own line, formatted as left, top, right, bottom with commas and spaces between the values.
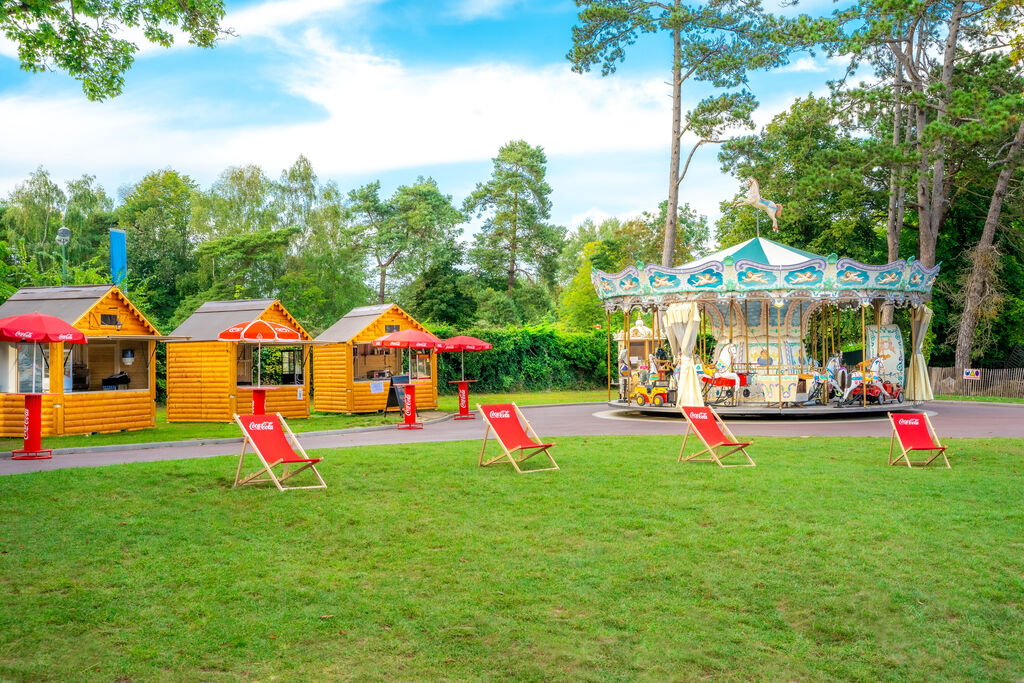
888, 412, 950, 468
678, 405, 755, 467
477, 403, 558, 474
233, 413, 327, 491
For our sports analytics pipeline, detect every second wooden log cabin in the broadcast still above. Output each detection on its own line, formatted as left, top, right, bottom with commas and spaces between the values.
165, 299, 312, 422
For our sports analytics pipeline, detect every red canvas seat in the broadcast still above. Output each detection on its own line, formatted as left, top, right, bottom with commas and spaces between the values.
477, 403, 558, 474
678, 405, 755, 468
888, 412, 950, 468
233, 413, 327, 491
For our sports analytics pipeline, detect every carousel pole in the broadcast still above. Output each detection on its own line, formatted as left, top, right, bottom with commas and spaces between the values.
862, 303, 867, 408
777, 302, 783, 411
819, 309, 827, 368
799, 301, 804, 375
744, 300, 749, 374
606, 309, 611, 401
625, 305, 632, 399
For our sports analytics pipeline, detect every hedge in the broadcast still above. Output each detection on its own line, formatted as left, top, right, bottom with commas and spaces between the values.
428, 325, 608, 394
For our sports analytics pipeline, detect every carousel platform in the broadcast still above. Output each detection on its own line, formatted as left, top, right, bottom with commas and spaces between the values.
606, 400, 922, 419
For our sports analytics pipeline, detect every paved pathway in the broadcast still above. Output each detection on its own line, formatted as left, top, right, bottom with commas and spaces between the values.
2, 401, 1022, 476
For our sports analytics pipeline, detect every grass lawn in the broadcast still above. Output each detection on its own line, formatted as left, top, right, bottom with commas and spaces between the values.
935, 394, 1024, 404
1, 435, 1022, 681
0, 390, 610, 452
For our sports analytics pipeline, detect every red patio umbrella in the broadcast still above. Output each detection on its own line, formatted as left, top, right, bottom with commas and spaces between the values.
435, 335, 492, 381
372, 329, 440, 378
0, 312, 87, 392
372, 329, 441, 349
218, 319, 302, 386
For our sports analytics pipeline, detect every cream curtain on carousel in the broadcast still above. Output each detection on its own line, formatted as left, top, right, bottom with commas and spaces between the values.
906, 304, 934, 401
664, 302, 703, 406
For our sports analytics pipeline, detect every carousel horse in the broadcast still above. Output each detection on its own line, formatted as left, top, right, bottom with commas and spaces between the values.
733, 177, 783, 232
842, 355, 891, 404
819, 352, 846, 403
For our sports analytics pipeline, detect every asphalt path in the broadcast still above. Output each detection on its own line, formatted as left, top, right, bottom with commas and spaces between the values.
2, 400, 1022, 476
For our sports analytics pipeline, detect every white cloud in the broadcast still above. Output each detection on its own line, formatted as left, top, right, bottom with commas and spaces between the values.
780, 56, 827, 73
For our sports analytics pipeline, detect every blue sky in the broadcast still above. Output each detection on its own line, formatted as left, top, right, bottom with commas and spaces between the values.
0, 0, 846, 234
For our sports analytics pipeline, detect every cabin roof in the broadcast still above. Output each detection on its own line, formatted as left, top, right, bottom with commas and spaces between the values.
168, 299, 281, 341
3, 283, 141, 324
315, 303, 415, 343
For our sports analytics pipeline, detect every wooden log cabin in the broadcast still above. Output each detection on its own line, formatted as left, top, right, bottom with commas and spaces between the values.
0, 285, 161, 437
166, 299, 312, 422
313, 304, 438, 414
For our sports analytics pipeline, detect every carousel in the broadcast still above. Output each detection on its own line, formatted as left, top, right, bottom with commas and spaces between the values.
595, 236, 939, 416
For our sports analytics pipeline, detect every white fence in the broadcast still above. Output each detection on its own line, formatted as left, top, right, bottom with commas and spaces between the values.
929, 367, 1024, 399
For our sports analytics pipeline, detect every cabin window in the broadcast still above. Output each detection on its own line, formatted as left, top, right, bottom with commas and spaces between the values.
353, 342, 402, 381
384, 324, 400, 334
237, 344, 304, 386
100, 314, 119, 327
69, 341, 149, 392
0, 343, 51, 393
411, 353, 432, 381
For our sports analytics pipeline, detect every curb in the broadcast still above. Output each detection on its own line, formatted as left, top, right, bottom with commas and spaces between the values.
2, 401, 605, 458
14, 412, 456, 457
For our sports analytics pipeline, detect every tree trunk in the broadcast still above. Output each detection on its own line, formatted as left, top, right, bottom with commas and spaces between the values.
882, 64, 904, 325
378, 265, 387, 305
917, 0, 963, 269
661, 9, 682, 268
953, 119, 1024, 372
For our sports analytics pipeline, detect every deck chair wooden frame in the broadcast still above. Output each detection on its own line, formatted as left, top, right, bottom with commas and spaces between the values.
233, 412, 327, 491
477, 403, 559, 474
888, 412, 950, 468
678, 404, 755, 468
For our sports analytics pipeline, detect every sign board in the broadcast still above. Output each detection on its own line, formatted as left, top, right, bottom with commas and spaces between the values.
296, 387, 303, 400
56, 227, 71, 245
963, 368, 981, 380
384, 378, 405, 413
370, 381, 384, 394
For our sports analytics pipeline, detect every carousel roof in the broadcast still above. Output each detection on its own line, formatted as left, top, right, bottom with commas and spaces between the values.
591, 237, 939, 307
686, 237, 820, 269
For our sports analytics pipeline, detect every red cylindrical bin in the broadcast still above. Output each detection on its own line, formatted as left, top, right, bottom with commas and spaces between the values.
398, 384, 423, 430
450, 380, 477, 420
252, 388, 267, 415
12, 393, 52, 460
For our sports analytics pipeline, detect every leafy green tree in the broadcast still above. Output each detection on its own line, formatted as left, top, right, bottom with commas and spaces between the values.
558, 241, 607, 331
349, 178, 465, 305
64, 175, 114, 268
465, 140, 564, 295
568, 0, 797, 266
1, 0, 228, 100
191, 164, 281, 239
118, 169, 199, 324
404, 242, 477, 327
1, 166, 65, 271
274, 157, 369, 331
717, 95, 884, 261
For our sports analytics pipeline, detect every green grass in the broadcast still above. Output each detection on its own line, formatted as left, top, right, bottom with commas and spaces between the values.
935, 394, 1024, 404
1, 435, 1022, 681
0, 390, 610, 451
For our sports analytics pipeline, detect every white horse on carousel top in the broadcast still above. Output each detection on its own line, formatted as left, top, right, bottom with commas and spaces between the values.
734, 177, 783, 232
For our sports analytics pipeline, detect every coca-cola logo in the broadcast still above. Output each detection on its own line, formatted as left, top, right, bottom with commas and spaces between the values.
57, 333, 75, 340
14, 330, 33, 338
489, 409, 511, 419
690, 411, 709, 420
247, 420, 275, 431
897, 418, 920, 426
